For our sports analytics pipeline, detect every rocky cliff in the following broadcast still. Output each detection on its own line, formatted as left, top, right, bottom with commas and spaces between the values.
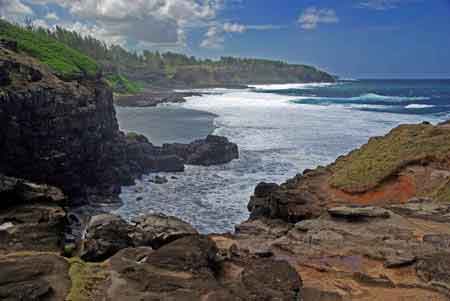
0, 42, 238, 200
237, 121, 450, 300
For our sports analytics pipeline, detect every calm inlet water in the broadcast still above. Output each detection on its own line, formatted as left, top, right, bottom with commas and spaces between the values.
115, 79, 450, 233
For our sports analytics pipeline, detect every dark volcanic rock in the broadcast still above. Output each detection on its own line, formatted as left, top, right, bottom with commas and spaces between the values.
131, 213, 198, 249
162, 135, 239, 166
253, 182, 279, 197
0, 46, 237, 202
149, 175, 168, 184
81, 214, 134, 262
115, 91, 201, 107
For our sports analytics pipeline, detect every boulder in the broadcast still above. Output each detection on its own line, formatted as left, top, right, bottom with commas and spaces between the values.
162, 135, 239, 166
0, 253, 71, 301
81, 214, 133, 262
253, 182, 279, 197
131, 213, 198, 249
149, 175, 168, 184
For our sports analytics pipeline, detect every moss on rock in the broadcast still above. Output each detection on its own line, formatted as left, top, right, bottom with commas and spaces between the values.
330, 124, 450, 193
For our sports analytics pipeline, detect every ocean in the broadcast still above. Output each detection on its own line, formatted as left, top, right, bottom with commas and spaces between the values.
115, 79, 450, 233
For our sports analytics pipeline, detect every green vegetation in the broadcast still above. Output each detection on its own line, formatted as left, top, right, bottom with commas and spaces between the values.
105, 74, 142, 94
38, 25, 335, 87
330, 124, 450, 193
0, 19, 334, 92
67, 257, 108, 301
0, 20, 99, 77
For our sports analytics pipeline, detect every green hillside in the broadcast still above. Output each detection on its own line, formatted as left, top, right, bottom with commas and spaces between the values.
0, 19, 99, 78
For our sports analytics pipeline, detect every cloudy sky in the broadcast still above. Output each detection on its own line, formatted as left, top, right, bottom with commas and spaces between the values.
1, 0, 450, 78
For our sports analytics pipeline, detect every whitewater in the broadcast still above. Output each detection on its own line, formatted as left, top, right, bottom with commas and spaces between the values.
116, 80, 450, 233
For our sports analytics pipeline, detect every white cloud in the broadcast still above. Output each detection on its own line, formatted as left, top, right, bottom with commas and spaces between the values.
358, 0, 404, 10
201, 26, 224, 49
201, 21, 283, 49
0, 0, 33, 19
45, 12, 59, 21
27, 0, 222, 48
297, 7, 339, 30
223, 22, 246, 33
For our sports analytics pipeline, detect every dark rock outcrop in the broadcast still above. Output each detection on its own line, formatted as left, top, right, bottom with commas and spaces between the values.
0, 45, 238, 202
115, 91, 201, 107
162, 135, 239, 166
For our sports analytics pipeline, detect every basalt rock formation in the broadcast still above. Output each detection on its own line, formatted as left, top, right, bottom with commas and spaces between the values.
241, 121, 450, 300
0, 175, 302, 300
0, 43, 238, 201
114, 90, 201, 107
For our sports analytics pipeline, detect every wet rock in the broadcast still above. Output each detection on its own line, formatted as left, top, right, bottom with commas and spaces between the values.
81, 214, 133, 262
253, 182, 279, 197
328, 206, 391, 220
162, 135, 239, 166
0, 253, 71, 301
131, 213, 198, 249
149, 175, 168, 184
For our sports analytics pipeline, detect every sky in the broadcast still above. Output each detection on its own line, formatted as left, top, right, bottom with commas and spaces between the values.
1, 0, 450, 78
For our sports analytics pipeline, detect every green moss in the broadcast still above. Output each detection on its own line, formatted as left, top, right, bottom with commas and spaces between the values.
330, 124, 450, 193
67, 258, 108, 301
105, 74, 142, 94
0, 20, 98, 77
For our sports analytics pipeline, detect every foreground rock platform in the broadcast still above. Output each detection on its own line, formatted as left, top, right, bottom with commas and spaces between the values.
242, 121, 450, 300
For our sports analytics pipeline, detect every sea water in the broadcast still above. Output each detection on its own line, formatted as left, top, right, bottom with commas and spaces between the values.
115, 79, 450, 233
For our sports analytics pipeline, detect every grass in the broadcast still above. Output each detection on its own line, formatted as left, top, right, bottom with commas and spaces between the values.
0, 20, 99, 77
67, 257, 108, 301
105, 74, 142, 94
330, 124, 450, 193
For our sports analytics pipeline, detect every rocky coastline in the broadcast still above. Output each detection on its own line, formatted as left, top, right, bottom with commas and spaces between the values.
114, 90, 202, 107
1, 42, 450, 300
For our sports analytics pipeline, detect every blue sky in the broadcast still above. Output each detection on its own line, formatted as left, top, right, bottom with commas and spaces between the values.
1, 0, 450, 78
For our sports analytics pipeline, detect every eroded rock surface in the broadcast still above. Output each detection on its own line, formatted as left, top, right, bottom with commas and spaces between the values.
0, 253, 71, 301
131, 213, 198, 249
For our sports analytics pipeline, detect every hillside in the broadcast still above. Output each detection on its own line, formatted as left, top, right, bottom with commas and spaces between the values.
0, 19, 99, 78
12, 22, 334, 91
